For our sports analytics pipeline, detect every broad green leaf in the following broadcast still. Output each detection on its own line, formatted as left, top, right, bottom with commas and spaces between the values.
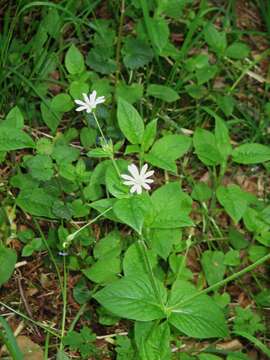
16, 188, 56, 218
80, 127, 97, 149
201, 250, 226, 286
123, 242, 157, 277
90, 198, 118, 221
204, 23, 227, 55
148, 182, 193, 228
40, 102, 61, 133
65, 44, 85, 75
142, 119, 157, 152
69, 81, 89, 99
123, 37, 154, 69
105, 160, 130, 198
193, 128, 223, 166
135, 321, 171, 360
224, 250, 240, 266
216, 95, 235, 117
232, 143, 270, 164
117, 98, 144, 144
113, 194, 152, 234
94, 230, 122, 259
82, 256, 120, 284
0, 127, 34, 151
157, 0, 191, 19
4, 106, 24, 128
145, 134, 191, 173
25, 155, 54, 181
51, 93, 73, 113
225, 42, 250, 59
216, 184, 253, 223
147, 84, 179, 102
196, 64, 218, 85
149, 228, 181, 259
191, 182, 212, 202
93, 275, 166, 321
0, 246, 17, 286
215, 116, 232, 161
168, 280, 228, 338
116, 82, 144, 104
148, 17, 169, 54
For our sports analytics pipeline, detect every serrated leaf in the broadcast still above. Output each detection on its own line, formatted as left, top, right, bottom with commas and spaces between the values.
117, 98, 144, 144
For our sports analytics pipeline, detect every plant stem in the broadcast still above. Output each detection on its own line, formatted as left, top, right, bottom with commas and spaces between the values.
93, 112, 106, 143
0, 301, 60, 338
170, 253, 270, 309
138, 239, 165, 309
59, 257, 67, 351
65, 206, 113, 245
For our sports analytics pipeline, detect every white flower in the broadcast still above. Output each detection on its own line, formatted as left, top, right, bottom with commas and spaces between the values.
121, 163, 154, 195
74, 91, 105, 113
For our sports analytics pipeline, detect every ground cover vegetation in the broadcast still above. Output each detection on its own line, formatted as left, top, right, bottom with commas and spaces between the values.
0, 0, 270, 359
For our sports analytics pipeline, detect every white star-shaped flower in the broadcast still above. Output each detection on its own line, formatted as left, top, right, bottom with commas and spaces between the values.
74, 91, 105, 113
121, 163, 154, 195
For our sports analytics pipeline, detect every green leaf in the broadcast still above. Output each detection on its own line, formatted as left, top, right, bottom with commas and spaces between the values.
148, 17, 169, 54
216, 184, 252, 223
193, 128, 223, 166
0, 127, 35, 151
201, 250, 226, 286
69, 81, 89, 99
113, 194, 152, 234
105, 160, 130, 198
216, 95, 235, 117
145, 134, 191, 173
116, 82, 144, 104
94, 230, 122, 259
135, 321, 171, 360
141, 119, 157, 152
204, 23, 227, 55
16, 188, 56, 218
225, 42, 250, 59
82, 256, 120, 284
93, 275, 166, 321
123, 37, 154, 69
149, 228, 181, 259
215, 115, 232, 161
123, 242, 157, 277
65, 44, 85, 75
157, 0, 191, 19
0, 246, 17, 287
40, 102, 61, 133
147, 84, 179, 102
51, 93, 73, 113
149, 182, 193, 228
26, 155, 54, 181
232, 143, 270, 164
4, 106, 24, 129
196, 64, 218, 85
191, 182, 212, 202
168, 280, 228, 338
117, 98, 144, 144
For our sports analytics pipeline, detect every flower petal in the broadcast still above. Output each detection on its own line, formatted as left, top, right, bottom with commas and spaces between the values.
123, 180, 136, 186
82, 93, 89, 103
130, 184, 139, 194
144, 170, 154, 178
90, 90, 97, 104
75, 106, 88, 112
142, 183, 151, 190
140, 164, 148, 176
95, 96, 105, 104
128, 163, 140, 178
74, 99, 86, 106
144, 178, 154, 184
121, 174, 134, 181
